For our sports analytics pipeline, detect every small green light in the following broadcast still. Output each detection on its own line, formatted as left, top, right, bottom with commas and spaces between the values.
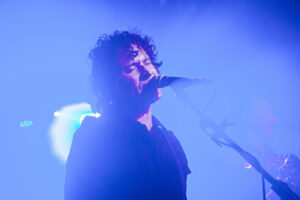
20, 120, 33, 128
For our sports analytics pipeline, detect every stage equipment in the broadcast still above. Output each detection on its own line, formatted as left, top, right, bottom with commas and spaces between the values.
170, 82, 300, 200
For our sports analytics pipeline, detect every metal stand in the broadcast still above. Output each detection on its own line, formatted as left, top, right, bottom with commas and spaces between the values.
175, 90, 300, 200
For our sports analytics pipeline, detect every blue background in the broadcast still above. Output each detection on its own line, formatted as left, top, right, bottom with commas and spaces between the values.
1, 0, 300, 199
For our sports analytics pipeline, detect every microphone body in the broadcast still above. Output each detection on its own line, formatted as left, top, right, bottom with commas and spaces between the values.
150, 75, 212, 89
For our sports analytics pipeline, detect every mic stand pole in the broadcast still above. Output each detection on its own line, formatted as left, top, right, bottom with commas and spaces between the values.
175, 90, 300, 200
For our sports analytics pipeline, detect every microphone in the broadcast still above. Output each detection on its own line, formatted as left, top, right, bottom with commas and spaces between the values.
149, 75, 213, 89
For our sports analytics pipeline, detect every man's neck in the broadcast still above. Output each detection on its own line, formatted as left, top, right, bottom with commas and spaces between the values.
135, 105, 153, 132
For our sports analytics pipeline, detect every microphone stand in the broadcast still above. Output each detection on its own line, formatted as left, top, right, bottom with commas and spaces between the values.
175, 90, 300, 200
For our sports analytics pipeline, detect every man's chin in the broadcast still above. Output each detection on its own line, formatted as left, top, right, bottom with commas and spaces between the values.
151, 91, 162, 104
156, 88, 162, 100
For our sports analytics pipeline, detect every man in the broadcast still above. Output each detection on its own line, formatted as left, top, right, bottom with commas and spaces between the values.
241, 98, 300, 199
64, 31, 191, 200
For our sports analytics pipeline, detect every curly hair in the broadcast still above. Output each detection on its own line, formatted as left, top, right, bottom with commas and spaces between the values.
89, 30, 162, 112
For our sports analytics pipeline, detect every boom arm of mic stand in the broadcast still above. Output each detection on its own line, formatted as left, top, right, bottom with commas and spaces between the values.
174, 89, 300, 200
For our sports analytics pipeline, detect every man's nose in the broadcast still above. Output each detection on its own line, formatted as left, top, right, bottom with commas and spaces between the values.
139, 65, 155, 81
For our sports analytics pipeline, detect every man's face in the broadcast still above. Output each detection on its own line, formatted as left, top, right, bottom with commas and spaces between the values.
117, 43, 162, 108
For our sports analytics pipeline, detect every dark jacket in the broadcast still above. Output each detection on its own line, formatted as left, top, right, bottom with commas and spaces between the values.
65, 115, 191, 200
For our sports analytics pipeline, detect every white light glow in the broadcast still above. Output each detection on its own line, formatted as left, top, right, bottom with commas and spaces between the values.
48, 103, 100, 164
